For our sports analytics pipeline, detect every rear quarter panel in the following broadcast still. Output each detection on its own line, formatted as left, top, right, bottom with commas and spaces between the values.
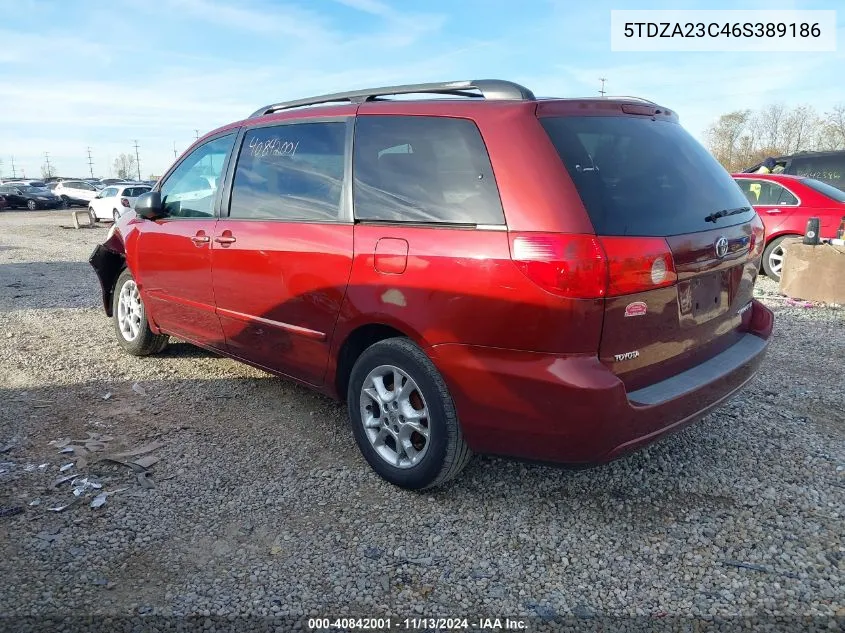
333, 224, 603, 355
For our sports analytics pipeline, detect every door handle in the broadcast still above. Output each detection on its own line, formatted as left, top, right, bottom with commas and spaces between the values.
214, 229, 236, 245
190, 232, 210, 244
767, 208, 782, 214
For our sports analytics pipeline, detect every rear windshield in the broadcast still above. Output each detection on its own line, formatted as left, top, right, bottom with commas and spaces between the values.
802, 178, 845, 202
541, 116, 755, 236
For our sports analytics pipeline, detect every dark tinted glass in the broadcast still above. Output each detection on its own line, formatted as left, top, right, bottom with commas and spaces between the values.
229, 122, 346, 221
542, 116, 755, 236
353, 116, 504, 225
802, 178, 845, 202
160, 134, 235, 218
787, 155, 845, 186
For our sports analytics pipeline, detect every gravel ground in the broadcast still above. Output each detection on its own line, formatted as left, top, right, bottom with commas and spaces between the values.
0, 211, 843, 631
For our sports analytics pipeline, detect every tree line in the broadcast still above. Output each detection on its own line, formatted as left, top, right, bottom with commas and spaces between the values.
706, 103, 845, 172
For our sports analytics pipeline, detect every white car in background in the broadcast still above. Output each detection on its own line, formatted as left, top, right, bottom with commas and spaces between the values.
52, 180, 101, 207
88, 183, 152, 223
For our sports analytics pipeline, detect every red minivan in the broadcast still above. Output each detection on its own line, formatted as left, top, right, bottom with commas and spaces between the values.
90, 80, 774, 489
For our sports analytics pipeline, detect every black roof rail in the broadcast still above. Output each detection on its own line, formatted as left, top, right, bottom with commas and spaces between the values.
249, 79, 535, 118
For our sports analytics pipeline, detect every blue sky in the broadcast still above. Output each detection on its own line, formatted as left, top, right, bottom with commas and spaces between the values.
0, 0, 841, 179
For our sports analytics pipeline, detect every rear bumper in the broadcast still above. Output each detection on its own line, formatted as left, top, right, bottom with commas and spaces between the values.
428, 299, 773, 464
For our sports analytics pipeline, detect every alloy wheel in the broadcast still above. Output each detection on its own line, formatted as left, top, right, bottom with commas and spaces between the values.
768, 244, 784, 277
359, 364, 430, 469
116, 279, 142, 342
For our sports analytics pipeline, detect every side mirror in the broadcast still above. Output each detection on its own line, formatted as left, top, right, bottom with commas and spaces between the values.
134, 191, 165, 220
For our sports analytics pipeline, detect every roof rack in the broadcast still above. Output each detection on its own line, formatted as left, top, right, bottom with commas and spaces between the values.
249, 79, 536, 118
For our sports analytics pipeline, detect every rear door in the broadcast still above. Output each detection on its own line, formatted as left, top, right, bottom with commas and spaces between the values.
133, 133, 236, 348
541, 113, 764, 390
211, 118, 354, 385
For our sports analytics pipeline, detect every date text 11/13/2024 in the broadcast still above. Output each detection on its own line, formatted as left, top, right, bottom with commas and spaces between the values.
307, 617, 528, 630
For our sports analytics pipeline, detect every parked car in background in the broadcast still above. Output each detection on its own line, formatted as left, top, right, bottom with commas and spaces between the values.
743, 150, 845, 192
88, 183, 152, 223
90, 79, 773, 489
99, 178, 129, 187
732, 173, 845, 280
0, 184, 62, 209
52, 180, 101, 207
4, 180, 48, 188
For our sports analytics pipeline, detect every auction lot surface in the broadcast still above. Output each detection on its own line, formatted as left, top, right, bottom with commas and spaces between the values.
0, 211, 843, 628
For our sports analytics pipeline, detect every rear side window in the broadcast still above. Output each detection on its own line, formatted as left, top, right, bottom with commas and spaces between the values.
787, 155, 845, 185
541, 116, 755, 236
229, 122, 346, 222
102, 187, 119, 197
353, 115, 504, 225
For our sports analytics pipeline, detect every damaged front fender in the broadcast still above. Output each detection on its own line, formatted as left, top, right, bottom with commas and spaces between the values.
88, 234, 126, 317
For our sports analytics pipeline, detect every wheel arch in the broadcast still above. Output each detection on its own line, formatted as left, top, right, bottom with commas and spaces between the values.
89, 233, 127, 317
332, 322, 419, 401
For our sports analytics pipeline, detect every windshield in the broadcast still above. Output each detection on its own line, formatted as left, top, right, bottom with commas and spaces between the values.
541, 116, 755, 236
802, 178, 845, 203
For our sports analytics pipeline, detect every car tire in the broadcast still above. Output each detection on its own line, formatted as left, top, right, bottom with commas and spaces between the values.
762, 235, 794, 282
112, 268, 169, 356
26, 199, 37, 211
113, 209, 120, 223
347, 337, 471, 490
60, 197, 70, 209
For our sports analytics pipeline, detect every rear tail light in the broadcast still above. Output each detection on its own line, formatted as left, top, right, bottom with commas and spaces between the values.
509, 233, 678, 299
749, 214, 765, 258
599, 237, 677, 296
120, 197, 130, 208
509, 233, 607, 299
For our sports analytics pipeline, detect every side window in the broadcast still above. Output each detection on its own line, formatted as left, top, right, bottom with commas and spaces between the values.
758, 182, 797, 205
735, 179, 760, 205
789, 156, 845, 184
353, 115, 504, 225
77, 182, 96, 191
103, 187, 118, 197
160, 134, 236, 218
228, 122, 346, 221
740, 180, 798, 206
775, 185, 798, 205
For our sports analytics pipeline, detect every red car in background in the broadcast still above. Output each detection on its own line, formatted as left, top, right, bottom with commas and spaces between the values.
732, 173, 845, 281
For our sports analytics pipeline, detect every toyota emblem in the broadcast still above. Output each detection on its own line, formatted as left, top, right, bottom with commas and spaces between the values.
715, 236, 729, 258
